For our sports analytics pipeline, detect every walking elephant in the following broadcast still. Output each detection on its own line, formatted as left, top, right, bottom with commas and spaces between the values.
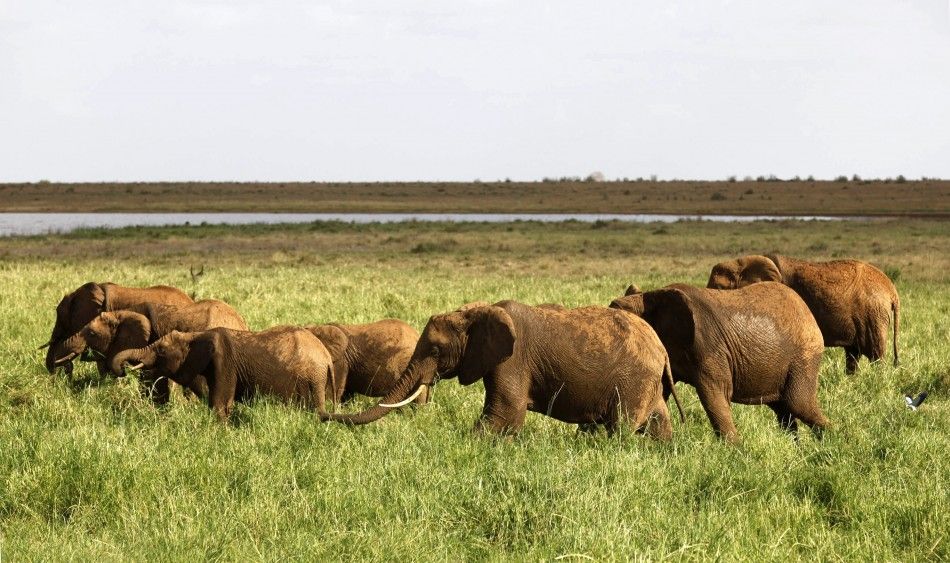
52, 299, 248, 403
306, 319, 423, 403
43, 282, 193, 374
323, 301, 684, 438
610, 283, 829, 442
112, 326, 336, 422
706, 254, 900, 373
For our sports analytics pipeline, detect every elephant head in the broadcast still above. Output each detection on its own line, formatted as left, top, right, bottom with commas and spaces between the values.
323, 303, 515, 425
610, 285, 699, 357
112, 330, 219, 388
53, 311, 151, 374
706, 255, 782, 289
45, 282, 112, 373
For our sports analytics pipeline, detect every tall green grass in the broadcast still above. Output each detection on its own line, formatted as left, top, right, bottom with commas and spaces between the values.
1, 220, 948, 560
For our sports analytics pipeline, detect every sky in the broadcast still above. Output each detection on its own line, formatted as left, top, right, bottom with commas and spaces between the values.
1, 1, 949, 182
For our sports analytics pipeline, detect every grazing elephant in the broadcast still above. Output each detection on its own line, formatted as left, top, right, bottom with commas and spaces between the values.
706, 254, 900, 373
52, 299, 248, 403
43, 282, 193, 374
610, 283, 829, 442
306, 319, 423, 403
112, 326, 336, 422
324, 301, 684, 438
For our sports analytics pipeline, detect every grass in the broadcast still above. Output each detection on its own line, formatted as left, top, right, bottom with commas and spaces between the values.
1, 179, 949, 216
1, 219, 948, 560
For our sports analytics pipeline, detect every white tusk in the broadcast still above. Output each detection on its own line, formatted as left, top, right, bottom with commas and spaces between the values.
379, 385, 427, 408
128, 363, 145, 371
54, 352, 78, 365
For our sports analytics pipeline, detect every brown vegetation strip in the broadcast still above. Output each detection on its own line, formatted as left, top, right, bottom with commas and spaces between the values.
1, 180, 948, 216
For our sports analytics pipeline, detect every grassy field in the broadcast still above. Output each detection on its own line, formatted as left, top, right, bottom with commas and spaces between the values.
1, 179, 949, 216
1, 218, 948, 560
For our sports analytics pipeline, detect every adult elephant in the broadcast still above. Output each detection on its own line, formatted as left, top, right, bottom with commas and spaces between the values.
706, 254, 900, 373
323, 301, 684, 438
43, 282, 193, 374
112, 327, 335, 422
610, 283, 829, 442
306, 319, 423, 403
52, 300, 248, 403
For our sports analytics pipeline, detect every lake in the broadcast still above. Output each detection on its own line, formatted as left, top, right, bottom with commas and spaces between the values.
0, 212, 854, 237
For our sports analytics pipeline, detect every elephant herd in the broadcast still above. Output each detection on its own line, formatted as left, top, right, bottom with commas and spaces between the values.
41, 254, 900, 443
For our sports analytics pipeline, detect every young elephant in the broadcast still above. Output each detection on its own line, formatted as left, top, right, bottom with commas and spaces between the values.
112, 326, 336, 422
706, 254, 900, 374
305, 319, 423, 403
52, 299, 248, 403
43, 281, 193, 374
324, 301, 684, 438
610, 283, 829, 442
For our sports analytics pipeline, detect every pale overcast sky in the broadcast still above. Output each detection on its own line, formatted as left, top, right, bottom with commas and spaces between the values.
1, 1, 949, 182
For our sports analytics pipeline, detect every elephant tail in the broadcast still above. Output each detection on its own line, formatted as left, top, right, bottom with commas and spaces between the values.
892, 294, 900, 367
664, 356, 685, 423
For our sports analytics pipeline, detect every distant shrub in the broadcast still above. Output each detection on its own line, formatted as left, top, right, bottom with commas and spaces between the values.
727, 175, 737, 182
755, 176, 766, 182
710, 192, 727, 201
38, 179, 51, 185
806, 175, 816, 182
791, 175, 801, 181
504, 177, 512, 183
883, 266, 901, 282
896, 175, 907, 184
766, 174, 781, 182
743, 175, 754, 182
852, 174, 861, 182
649, 174, 658, 182
835, 175, 848, 182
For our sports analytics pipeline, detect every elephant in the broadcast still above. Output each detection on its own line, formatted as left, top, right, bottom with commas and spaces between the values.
610, 282, 829, 442
323, 301, 684, 438
52, 299, 248, 403
305, 319, 424, 403
112, 326, 336, 422
43, 282, 193, 374
706, 254, 900, 374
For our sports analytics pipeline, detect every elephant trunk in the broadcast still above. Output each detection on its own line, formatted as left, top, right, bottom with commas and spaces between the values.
322, 356, 435, 425
111, 346, 155, 377
53, 333, 88, 366
45, 339, 63, 374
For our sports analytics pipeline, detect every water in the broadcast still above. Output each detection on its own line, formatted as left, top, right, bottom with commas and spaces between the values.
0, 212, 853, 237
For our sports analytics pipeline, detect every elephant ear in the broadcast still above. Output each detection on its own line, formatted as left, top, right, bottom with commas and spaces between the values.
178, 332, 220, 384
642, 288, 698, 353
739, 255, 782, 286
307, 325, 349, 362
609, 294, 645, 317
109, 311, 152, 355
624, 284, 642, 296
145, 303, 179, 337
458, 306, 516, 386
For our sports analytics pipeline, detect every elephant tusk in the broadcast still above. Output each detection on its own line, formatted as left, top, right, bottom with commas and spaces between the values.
127, 363, 145, 371
38, 341, 52, 350
54, 352, 78, 365
380, 385, 427, 408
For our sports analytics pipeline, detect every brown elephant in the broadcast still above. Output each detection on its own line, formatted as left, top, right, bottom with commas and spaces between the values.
706, 254, 900, 374
610, 282, 829, 442
44, 282, 193, 374
305, 319, 423, 403
323, 301, 684, 438
52, 299, 248, 403
112, 326, 336, 422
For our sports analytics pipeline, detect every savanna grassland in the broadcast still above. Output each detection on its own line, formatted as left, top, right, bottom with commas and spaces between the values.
1, 179, 949, 216
1, 218, 949, 560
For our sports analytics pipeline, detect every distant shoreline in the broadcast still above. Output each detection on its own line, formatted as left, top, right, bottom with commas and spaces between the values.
1, 180, 947, 217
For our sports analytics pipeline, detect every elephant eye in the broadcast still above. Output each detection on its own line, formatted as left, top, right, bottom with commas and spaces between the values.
431, 346, 440, 357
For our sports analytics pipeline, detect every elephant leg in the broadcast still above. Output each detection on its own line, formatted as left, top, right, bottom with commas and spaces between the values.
144, 377, 171, 406
864, 321, 888, 365
844, 346, 861, 375
785, 359, 830, 440
767, 401, 798, 435
695, 381, 739, 443
644, 397, 672, 441
474, 375, 527, 435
